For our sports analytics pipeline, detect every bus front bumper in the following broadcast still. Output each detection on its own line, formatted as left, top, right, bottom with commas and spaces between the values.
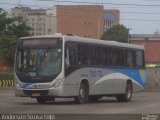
15, 86, 64, 97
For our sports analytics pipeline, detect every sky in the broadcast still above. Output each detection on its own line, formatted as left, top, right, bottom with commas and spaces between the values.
1, 0, 160, 34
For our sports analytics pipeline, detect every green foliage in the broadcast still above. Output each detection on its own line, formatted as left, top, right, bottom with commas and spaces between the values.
101, 24, 129, 43
10, 21, 31, 38
0, 72, 13, 80
0, 12, 31, 67
0, 35, 17, 66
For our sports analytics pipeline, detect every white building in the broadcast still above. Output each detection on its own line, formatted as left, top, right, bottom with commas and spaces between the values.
10, 6, 56, 36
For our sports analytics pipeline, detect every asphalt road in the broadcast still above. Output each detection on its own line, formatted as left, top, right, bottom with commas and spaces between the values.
0, 87, 160, 120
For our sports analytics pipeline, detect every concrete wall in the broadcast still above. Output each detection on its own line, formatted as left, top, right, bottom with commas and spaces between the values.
145, 67, 160, 91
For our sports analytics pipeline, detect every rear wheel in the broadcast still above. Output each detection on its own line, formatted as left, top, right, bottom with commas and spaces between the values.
75, 83, 89, 104
116, 82, 133, 102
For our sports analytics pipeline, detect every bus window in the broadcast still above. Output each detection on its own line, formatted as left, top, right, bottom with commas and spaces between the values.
78, 44, 89, 65
136, 50, 143, 68
94, 46, 102, 65
127, 50, 133, 67
65, 43, 77, 67
89, 45, 95, 65
114, 48, 125, 66
102, 46, 113, 66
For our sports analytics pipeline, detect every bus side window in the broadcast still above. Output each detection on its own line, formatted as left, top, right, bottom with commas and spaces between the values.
65, 43, 76, 68
136, 50, 143, 68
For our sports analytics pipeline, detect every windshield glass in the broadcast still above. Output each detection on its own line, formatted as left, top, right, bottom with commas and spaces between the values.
16, 38, 62, 83
16, 48, 62, 77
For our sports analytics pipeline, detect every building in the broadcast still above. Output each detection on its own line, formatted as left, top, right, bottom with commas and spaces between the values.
130, 34, 160, 66
56, 5, 120, 39
56, 5, 104, 39
10, 6, 56, 36
103, 9, 120, 32
10, 5, 119, 39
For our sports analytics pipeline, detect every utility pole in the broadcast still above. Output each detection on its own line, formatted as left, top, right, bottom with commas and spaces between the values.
128, 28, 131, 43
98, 17, 100, 39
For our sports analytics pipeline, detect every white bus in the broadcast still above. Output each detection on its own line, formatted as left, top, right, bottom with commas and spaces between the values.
15, 34, 146, 104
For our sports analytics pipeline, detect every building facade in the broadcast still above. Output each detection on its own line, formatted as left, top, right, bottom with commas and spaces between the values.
130, 34, 160, 66
103, 9, 120, 32
56, 5, 120, 39
10, 5, 119, 39
10, 6, 56, 36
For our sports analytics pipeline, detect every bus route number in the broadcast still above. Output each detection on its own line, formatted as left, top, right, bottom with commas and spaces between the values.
90, 70, 102, 78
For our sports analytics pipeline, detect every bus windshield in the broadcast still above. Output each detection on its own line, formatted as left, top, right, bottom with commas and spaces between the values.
16, 38, 62, 83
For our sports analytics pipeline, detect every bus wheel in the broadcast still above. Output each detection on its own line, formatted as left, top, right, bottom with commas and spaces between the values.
116, 82, 133, 102
75, 83, 88, 104
36, 97, 47, 104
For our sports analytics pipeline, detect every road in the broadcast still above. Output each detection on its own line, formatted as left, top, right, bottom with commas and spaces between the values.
0, 87, 160, 120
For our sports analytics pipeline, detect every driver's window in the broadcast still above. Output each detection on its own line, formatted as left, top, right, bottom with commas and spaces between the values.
65, 43, 76, 68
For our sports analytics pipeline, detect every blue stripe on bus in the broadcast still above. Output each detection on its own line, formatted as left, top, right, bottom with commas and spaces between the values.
21, 83, 32, 88
108, 68, 145, 86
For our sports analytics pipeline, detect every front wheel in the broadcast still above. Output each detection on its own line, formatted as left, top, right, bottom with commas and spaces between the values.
75, 83, 89, 104
116, 82, 133, 102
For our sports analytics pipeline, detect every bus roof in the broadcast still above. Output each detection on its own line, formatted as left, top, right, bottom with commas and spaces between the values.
19, 35, 144, 50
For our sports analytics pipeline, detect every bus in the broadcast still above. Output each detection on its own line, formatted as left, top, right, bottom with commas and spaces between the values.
14, 34, 146, 104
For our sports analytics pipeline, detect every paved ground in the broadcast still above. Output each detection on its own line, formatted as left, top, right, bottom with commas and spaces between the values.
0, 87, 160, 120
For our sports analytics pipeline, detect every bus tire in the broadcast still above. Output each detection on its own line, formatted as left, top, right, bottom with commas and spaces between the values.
75, 83, 89, 104
36, 97, 47, 104
116, 82, 133, 102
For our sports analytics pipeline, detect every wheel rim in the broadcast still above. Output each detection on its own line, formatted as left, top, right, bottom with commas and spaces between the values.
127, 88, 131, 99
80, 88, 85, 99
126, 84, 132, 100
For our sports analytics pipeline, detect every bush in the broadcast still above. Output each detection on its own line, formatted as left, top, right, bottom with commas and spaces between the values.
0, 72, 13, 80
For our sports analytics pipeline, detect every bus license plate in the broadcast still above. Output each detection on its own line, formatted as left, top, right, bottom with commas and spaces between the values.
32, 93, 40, 97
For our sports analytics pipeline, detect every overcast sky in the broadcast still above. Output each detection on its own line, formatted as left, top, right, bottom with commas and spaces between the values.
1, 0, 160, 34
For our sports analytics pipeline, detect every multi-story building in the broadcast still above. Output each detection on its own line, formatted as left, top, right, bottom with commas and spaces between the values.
10, 5, 119, 39
11, 6, 56, 36
103, 9, 120, 32
130, 34, 160, 66
56, 5, 120, 39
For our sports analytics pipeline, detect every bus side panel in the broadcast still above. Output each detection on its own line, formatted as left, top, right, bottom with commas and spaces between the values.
64, 67, 145, 96
108, 68, 146, 93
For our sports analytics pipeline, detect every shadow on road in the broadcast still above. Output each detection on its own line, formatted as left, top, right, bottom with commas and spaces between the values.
17, 98, 120, 106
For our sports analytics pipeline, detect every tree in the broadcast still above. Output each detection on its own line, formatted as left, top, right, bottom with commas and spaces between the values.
0, 12, 31, 68
0, 35, 17, 66
101, 24, 129, 43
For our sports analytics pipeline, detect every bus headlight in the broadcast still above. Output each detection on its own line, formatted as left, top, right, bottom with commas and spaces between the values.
52, 79, 62, 88
15, 83, 20, 88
